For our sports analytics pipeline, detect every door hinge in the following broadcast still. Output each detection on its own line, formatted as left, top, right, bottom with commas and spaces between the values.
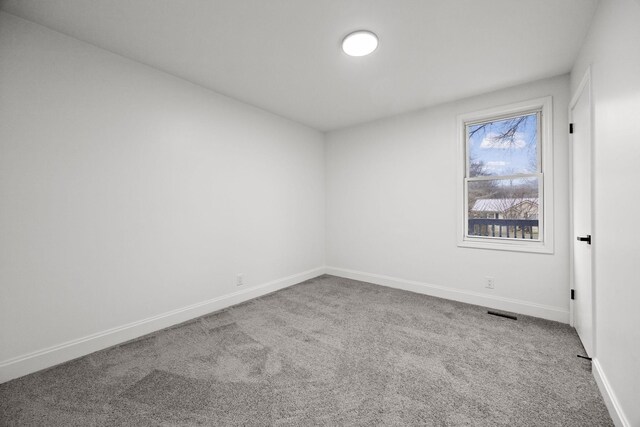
571, 289, 575, 300
569, 123, 574, 134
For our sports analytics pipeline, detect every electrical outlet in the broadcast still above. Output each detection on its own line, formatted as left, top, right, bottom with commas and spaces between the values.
236, 273, 244, 287
485, 277, 495, 289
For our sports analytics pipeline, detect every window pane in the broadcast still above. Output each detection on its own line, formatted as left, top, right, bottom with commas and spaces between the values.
467, 113, 538, 177
467, 177, 540, 239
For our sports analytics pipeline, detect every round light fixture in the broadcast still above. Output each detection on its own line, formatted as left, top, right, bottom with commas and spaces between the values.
342, 30, 378, 57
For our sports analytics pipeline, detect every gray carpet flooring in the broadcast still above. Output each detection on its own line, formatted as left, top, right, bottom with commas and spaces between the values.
0, 275, 612, 426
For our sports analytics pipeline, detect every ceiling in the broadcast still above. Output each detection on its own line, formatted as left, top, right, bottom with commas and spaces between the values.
1, 0, 599, 131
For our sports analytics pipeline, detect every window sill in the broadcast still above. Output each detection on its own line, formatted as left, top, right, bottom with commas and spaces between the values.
458, 238, 553, 254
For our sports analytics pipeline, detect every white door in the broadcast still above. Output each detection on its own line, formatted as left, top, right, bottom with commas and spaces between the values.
571, 75, 593, 356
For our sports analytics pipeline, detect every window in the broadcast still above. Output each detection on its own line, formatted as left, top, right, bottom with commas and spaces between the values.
457, 97, 554, 253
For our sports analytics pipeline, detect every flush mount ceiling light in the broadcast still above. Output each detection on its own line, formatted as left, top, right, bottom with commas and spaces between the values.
342, 30, 378, 57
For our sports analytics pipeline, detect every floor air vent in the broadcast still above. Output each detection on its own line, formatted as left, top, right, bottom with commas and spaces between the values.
487, 311, 517, 320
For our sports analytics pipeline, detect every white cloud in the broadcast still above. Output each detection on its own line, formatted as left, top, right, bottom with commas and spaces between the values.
480, 132, 526, 149
485, 161, 507, 171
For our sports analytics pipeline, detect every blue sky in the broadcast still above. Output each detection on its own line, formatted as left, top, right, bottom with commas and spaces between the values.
468, 113, 538, 177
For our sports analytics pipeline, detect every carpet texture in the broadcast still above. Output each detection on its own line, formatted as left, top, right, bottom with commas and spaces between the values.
0, 275, 613, 426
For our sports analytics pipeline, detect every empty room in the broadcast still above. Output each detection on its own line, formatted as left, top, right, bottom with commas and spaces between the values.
0, 0, 638, 425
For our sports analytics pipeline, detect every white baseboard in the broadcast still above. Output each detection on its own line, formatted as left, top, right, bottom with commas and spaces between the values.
592, 358, 631, 427
0, 267, 325, 384
326, 266, 569, 323
6, 266, 626, 425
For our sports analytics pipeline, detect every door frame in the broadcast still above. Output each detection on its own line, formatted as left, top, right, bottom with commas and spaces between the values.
568, 66, 596, 355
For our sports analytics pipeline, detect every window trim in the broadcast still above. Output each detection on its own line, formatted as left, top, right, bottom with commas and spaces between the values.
456, 96, 554, 254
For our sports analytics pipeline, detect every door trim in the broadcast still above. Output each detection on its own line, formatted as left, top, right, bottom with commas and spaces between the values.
568, 66, 596, 356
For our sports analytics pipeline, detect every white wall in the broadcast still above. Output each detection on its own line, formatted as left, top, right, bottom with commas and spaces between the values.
571, 0, 640, 425
326, 75, 571, 322
0, 12, 325, 381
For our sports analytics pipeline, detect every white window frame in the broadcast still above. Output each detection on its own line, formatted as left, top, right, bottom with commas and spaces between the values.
456, 96, 554, 254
